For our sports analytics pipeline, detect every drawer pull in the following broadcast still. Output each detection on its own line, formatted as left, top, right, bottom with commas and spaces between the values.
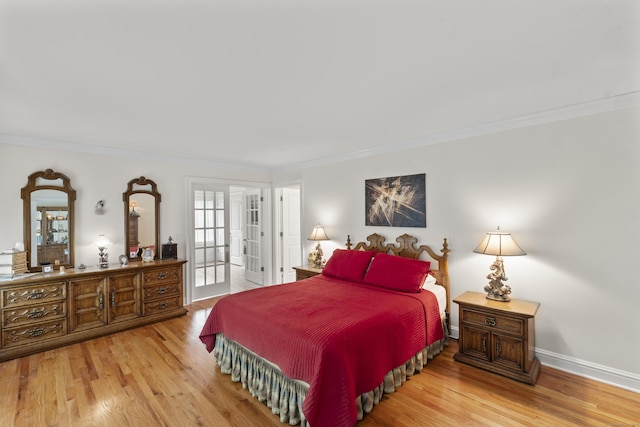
157, 286, 167, 294
29, 327, 45, 337
111, 291, 116, 307
99, 292, 104, 310
28, 309, 45, 319
27, 291, 44, 300
158, 272, 168, 280
158, 302, 168, 309
485, 316, 497, 327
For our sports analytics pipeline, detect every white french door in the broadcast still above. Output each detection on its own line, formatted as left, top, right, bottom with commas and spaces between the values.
244, 189, 263, 285
191, 186, 230, 300
229, 191, 243, 266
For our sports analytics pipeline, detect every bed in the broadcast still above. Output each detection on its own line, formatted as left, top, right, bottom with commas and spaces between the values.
199, 233, 451, 427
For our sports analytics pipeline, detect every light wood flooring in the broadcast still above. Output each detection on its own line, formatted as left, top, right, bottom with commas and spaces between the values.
1, 295, 638, 427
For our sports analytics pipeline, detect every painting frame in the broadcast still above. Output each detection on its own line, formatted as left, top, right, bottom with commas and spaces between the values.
365, 173, 426, 228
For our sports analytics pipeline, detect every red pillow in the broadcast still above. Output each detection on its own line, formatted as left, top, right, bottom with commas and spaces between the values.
322, 249, 375, 282
363, 252, 431, 292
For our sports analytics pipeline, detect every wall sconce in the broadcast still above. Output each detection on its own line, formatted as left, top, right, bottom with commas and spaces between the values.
473, 227, 526, 302
97, 234, 110, 269
308, 224, 329, 268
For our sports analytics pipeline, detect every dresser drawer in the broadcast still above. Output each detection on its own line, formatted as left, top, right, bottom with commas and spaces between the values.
2, 282, 66, 308
143, 296, 182, 316
143, 282, 180, 300
2, 319, 67, 347
462, 307, 524, 335
3, 302, 66, 328
142, 267, 181, 286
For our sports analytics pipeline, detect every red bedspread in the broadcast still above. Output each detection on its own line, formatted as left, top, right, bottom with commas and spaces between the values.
199, 275, 444, 427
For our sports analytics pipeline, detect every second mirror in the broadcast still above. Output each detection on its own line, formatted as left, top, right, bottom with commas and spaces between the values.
123, 177, 160, 261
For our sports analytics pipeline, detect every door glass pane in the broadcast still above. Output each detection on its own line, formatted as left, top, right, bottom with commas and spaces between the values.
193, 189, 227, 289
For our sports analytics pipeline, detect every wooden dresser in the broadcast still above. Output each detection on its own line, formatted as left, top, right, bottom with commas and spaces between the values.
453, 291, 540, 384
0, 259, 187, 362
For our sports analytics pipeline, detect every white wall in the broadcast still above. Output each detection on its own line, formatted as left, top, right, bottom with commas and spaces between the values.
273, 107, 640, 391
0, 142, 271, 268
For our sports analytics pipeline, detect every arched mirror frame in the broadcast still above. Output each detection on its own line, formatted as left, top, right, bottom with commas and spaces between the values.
21, 169, 76, 272
123, 176, 161, 261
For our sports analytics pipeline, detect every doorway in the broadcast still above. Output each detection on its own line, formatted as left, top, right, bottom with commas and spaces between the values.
274, 183, 302, 284
185, 178, 271, 303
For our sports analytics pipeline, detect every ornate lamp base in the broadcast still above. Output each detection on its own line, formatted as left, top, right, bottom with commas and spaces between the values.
483, 256, 511, 302
310, 243, 324, 269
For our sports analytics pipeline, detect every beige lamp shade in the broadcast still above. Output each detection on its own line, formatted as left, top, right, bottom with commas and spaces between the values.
473, 229, 526, 257
308, 225, 329, 241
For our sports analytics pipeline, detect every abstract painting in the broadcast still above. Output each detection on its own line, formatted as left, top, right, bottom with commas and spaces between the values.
365, 173, 426, 227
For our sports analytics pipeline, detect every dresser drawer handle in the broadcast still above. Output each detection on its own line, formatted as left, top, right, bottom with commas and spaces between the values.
158, 302, 168, 309
158, 272, 168, 280
485, 316, 497, 327
157, 286, 167, 294
29, 327, 45, 337
27, 291, 44, 300
28, 308, 45, 319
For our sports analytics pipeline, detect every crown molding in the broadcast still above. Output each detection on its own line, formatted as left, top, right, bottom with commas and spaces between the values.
2, 91, 638, 173
276, 91, 640, 172
0, 133, 270, 173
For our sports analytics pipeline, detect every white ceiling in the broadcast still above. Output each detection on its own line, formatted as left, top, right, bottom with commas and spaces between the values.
1, 0, 638, 170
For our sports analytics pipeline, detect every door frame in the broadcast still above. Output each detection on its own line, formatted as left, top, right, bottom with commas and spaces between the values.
184, 176, 272, 304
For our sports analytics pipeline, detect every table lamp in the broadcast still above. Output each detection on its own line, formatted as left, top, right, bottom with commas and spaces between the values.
473, 227, 526, 302
308, 224, 329, 268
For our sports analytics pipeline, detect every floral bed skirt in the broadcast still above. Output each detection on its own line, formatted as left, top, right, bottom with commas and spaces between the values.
213, 328, 447, 426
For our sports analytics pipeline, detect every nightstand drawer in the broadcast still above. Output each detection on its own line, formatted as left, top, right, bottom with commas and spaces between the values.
462, 307, 524, 335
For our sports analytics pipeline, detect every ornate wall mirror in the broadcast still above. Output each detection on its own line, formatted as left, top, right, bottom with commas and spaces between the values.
21, 169, 76, 272
123, 177, 160, 261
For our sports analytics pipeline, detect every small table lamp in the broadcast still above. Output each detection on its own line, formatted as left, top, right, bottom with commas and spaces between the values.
308, 224, 329, 268
97, 234, 110, 269
473, 227, 526, 302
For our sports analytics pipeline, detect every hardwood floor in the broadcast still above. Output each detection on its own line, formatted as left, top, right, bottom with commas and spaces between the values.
1, 296, 638, 427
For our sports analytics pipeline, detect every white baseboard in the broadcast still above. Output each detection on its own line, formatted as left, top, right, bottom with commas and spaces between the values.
536, 348, 640, 394
449, 325, 640, 393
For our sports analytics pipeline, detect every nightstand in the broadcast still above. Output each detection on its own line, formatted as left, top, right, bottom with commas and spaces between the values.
453, 291, 540, 385
292, 265, 323, 281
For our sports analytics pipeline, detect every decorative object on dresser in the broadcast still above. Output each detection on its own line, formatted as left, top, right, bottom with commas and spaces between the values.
307, 224, 329, 268
0, 259, 187, 362
473, 226, 527, 301
200, 233, 450, 427
0, 251, 28, 278
454, 291, 540, 384
97, 234, 110, 268
292, 264, 322, 281
161, 236, 177, 260
21, 169, 76, 272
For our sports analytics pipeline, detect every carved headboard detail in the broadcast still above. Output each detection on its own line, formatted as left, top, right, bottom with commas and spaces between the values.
346, 233, 451, 315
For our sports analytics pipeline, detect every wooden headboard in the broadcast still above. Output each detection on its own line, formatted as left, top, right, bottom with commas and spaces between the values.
346, 233, 451, 316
